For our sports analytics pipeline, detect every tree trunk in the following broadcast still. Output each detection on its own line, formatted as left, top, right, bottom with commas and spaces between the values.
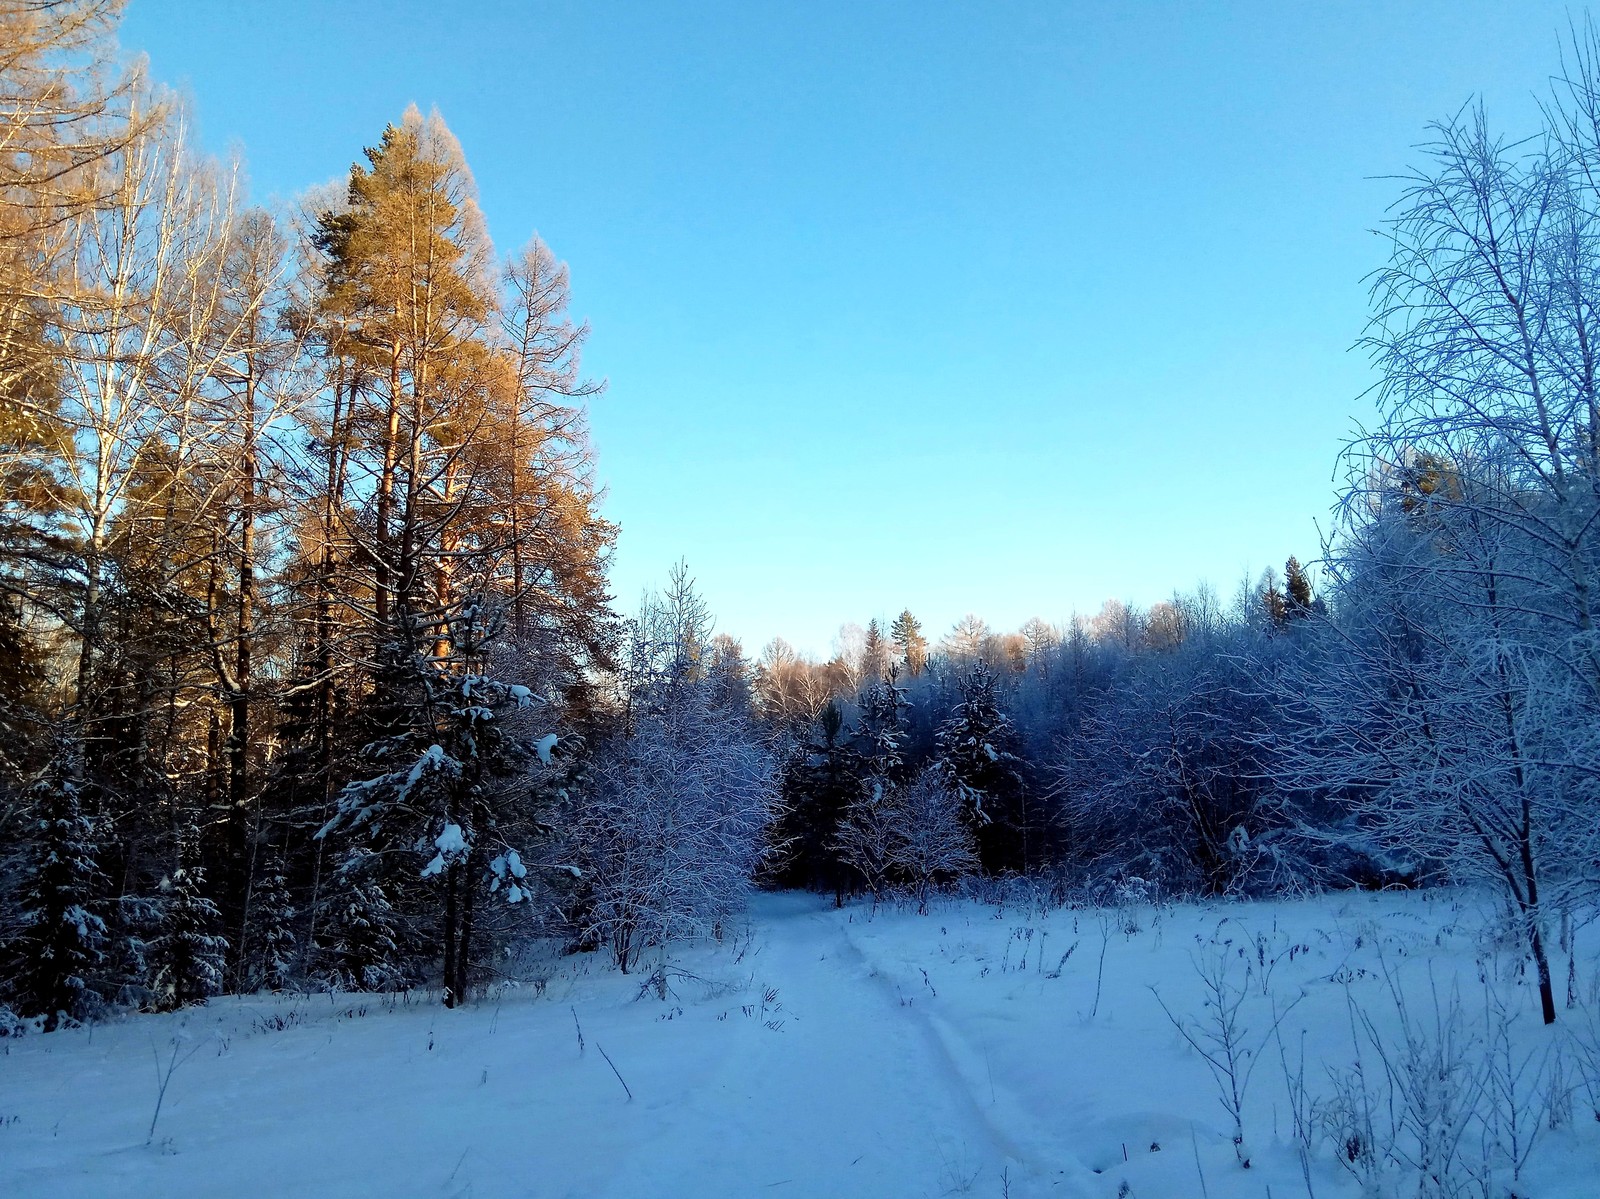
1520, 806, 1558, 1025
454, 848, 477, 1006
442, 859, 459, 1008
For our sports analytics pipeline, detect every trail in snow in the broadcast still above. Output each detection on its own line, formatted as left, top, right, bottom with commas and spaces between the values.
587, 892, 1059, 1199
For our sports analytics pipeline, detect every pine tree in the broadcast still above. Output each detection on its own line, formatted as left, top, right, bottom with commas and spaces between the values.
935, 660, 1028, 874
147, 827, 227, 1012
890, 610, 928, 677
14, 774, 105, 1030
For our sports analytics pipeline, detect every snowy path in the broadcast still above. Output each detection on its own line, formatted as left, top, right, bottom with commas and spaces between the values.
585, 892, 1062, 1199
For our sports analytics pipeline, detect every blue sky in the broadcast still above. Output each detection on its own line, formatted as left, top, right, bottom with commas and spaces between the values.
122, 0, 1574, 657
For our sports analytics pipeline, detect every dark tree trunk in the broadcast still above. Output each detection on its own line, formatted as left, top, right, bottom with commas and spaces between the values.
454, 849, 477, 1006
442, 861, 459, 1008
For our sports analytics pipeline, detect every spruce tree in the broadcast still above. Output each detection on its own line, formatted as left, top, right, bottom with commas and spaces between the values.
853, 665, 911, 782
772, 701, 862, 904
861, 619, 889, 682
253, 850, 296, 993
324, 849, 401, 992
935, 660, 1027, 874
14, 775, 105, 1030
833, 671, 915, 899
147, 827, 227, 1011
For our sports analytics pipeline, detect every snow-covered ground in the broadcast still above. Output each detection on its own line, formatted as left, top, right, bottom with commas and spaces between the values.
5, 888, 1599, 1198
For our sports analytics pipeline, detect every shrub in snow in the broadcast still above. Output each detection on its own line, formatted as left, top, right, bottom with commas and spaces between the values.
573, 565, 776, 981
833, 780, 899, 903
1153, 938, 1304, 1172
578, 683, 774, 976
1057, 628, 1284, 897
0, 1003, 30, 1038
834, 770, 978, 912
887, 770, 980, 913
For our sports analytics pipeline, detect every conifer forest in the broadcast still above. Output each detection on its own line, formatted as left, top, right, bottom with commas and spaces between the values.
9, 4, 1600, 1198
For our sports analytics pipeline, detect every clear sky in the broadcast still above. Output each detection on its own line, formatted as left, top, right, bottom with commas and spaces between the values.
120, 0, 1575, 657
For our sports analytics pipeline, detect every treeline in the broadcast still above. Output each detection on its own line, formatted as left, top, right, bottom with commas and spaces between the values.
5, 0, 1600, 1033
752, 563, 1331, 913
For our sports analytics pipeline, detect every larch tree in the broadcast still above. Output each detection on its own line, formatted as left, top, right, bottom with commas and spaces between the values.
1, 0, 140, 614
311, 104, 494, 714
307, 107, 611, 1006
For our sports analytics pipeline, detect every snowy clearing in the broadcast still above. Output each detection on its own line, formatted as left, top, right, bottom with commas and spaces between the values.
5, 888, 1599, 1199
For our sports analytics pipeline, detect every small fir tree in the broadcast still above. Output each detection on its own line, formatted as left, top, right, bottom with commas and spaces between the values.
14, 774, 105, 1030
324, 849, 402, 992
253, 850, 296, 993
853, 665, 911, 783
147, 827, 227, 1011
935, 660, 1028, 873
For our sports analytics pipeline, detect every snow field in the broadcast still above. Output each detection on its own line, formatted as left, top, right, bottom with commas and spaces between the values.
4, 888, 1599, 1198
